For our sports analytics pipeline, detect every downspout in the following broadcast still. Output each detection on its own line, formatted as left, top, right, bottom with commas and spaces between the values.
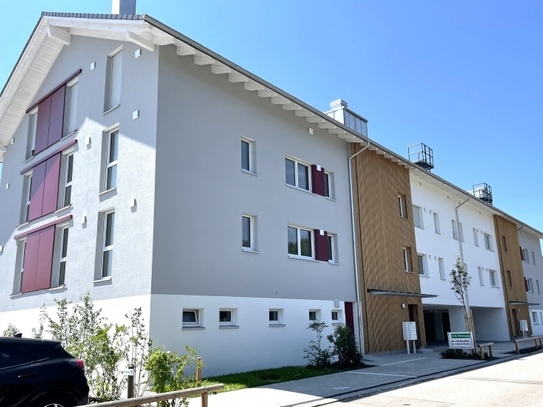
349, 140, 371, 354
455, 195, 475, 347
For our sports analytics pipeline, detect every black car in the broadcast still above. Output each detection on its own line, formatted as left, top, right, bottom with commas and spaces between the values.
0, 336, 89, 407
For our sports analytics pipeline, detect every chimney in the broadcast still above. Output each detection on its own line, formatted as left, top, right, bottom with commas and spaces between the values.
112, 0, 136, 14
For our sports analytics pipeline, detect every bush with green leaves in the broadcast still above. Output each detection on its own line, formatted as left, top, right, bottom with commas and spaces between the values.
303, 320, 331, 368
327, 324, 362, 368
1, 323, 19, 337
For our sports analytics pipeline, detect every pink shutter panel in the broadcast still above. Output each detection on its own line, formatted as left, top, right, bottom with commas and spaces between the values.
41, 154, 61, 216
34, 226, 55, 291
47, 86, 66, 146
28, 161, 47, 221
311, 165, 325, 196
34, 97, 52, 154
20, 232, 41, 293
314, 229, 328, 261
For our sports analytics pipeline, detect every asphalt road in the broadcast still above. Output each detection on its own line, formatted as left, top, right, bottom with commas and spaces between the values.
326, 351, 543, 407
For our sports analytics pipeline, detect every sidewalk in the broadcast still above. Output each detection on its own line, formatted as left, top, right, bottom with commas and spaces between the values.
189, 341, 541, 407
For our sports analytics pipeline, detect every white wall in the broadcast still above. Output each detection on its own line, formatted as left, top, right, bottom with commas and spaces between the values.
519, 229, 543, 335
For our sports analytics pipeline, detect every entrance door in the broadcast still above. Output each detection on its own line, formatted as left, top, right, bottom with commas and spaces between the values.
442, 312, 451, 336
423, 311, 436, 342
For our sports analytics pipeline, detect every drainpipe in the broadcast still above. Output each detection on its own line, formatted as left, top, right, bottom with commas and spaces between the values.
349, 140, 371, 354
455, 196, 475, 348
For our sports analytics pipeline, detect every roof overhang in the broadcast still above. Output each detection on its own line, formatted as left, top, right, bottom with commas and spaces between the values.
367, 289, 438, 298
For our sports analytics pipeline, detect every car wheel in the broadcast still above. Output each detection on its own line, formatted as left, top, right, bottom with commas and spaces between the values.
30, 395, 75, 407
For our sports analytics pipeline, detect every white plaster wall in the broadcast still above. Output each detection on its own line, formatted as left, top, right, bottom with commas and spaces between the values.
0, 35, 159, 314
149, 294, 350, 376
519, 230, 543, 306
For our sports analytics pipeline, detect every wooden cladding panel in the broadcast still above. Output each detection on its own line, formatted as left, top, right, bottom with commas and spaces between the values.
352, 146, 424, 352
493, 215, 530, 336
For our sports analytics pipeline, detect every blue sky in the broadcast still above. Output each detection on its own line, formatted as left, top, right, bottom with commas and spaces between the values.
1, 0, 542, 236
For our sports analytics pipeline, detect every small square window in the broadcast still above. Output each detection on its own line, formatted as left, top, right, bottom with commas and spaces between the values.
331, 310, 343, 323
269, 309, 283, 325
309, 310, 320, 321
182, 309, 201, 327
219, 309, 236, 327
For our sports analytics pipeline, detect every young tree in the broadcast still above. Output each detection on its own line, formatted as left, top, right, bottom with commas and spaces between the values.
450, 256, 476, 351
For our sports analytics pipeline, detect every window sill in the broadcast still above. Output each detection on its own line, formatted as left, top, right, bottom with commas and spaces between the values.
490, 285, 500, 289
49, 285, 67, 292
241, 169, 257, 176
56, 205, 73, 214
62, 129, 78, 139
288, 254, 316, 262
219, 325, 239, 329
182, 325, 205, 330
242, 248, 259, 254
94, 277, 112, 285
103, 104, 120, 115
285, 184, 312, 195
99, 187, 117, 196
332, 322, 344, 326
325, 196, 336, 202
328, 260, 340, 265
269, 323, 285, 328
419, 274, 430, 278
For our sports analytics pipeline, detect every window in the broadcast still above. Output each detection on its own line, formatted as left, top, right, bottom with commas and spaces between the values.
527, 278, 534, 293
27, 154, 62, 222
502, 236, 507, 252
532, 312, 539, 325
55, 226, 69, 286
521, 248, 529, 263
478, 267, 484, 286
452, 220, 464, 241
484, 233, 493, 251
537, 280, 541, 295
507, 270, 512, 288
331, 310, 343, 324
242, 215, 256, 251
288, 226, 313, 258
59, 153, 74, 208
99, 210, 115, 279
241, 138, 255, 173
403, 247, 413, 272
327, 233, 338, 263
269, 309, 283, 325
182, 309, 201, 327
417, 254, 428, 276
413, 206, 423, 228
20, 173, 33, 224
398, 194, 407, 218
309, 310, 320, 321
17, 226, 55, 293
438, 257, 445, 280
489, 269, 498, 287
433, 213, 440, 234
324, 172, 334, 199
26, 110, 37, 159
533, 251, 537, 265
63, 79, 79, 136
13, 240, 27, 294
102, 129, 119, 191
285, 157, 310, 191
104, 49, 122, 112
473, 229, 479, 247
219, 309, 236, 326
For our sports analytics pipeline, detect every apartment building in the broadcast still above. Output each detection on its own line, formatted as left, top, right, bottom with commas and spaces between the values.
518, 229, 543, 335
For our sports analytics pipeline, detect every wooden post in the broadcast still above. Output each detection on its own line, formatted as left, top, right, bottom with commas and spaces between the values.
515, 340, 520, 354
201, 392, 208, 407
479, 346, 484, 360
197, 357, 203, 387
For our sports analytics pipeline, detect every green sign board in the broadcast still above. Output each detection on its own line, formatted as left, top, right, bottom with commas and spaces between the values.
447, 332, 474, 349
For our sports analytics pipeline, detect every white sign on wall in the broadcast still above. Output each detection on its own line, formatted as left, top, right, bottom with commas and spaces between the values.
402, 321, 417, 340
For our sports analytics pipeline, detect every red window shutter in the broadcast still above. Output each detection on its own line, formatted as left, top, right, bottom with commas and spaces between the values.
35, 226, 55, 291
311, 165, 325, 196
47, 86, 66, 146
21, 232, 40, 292
345, 302, 355, 335
28, 161, 47, 222
41, 154, 61, 216
314, 229, 328, 261
34, 97, 52, 155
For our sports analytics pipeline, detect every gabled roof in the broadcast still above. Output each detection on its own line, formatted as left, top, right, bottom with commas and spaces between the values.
1, 12, 541, 239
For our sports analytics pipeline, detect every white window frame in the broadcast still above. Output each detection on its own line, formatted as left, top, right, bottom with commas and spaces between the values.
182, 308, 203, 328
309, 309, 321, 321
522, 249, 529, 263
438, 257, 446, 280
102, 128, 119, 192
104, 48, 122, 112
324, 171, 334, 199
241, 138, 255, 174
13, 239, 27, 294
285, 157, 311, 191
269, 309, 284, 326
484, 233, 493, 251
473, 228, 479, 247
398, 194, 407, 219
20, 172, 33, 224
287, 225, 313, 259
532, 311, 539, 325
527, 278, 534, 293
242, 214, 256, 252
489, 269, 498, 287
98, 210, 115, 279
219, 309, 237, 327
403, 247, 413, 273
417, 253, 428, 277
327, 233, 338, 264
26, 109, 38, 160
413, 205, 423, 228
63, 78, 79, 137
478, 266, 484, 286
433, 212, 440, 234
58, 152, 74, 209
537, 280, 541, 295
51, 224, 70, 287
331, 309, 343, 325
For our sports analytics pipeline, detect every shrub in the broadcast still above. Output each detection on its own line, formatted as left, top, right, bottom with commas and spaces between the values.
303, 321, 331, 368
327, 325, 362, 368
440, 349, 484, 360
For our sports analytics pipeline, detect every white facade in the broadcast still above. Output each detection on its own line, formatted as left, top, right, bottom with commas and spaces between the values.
410, 175, 510, 342
519, 229, 543, 335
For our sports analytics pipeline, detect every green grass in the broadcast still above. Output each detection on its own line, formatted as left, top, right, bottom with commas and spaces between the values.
201, 366, 337, 392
